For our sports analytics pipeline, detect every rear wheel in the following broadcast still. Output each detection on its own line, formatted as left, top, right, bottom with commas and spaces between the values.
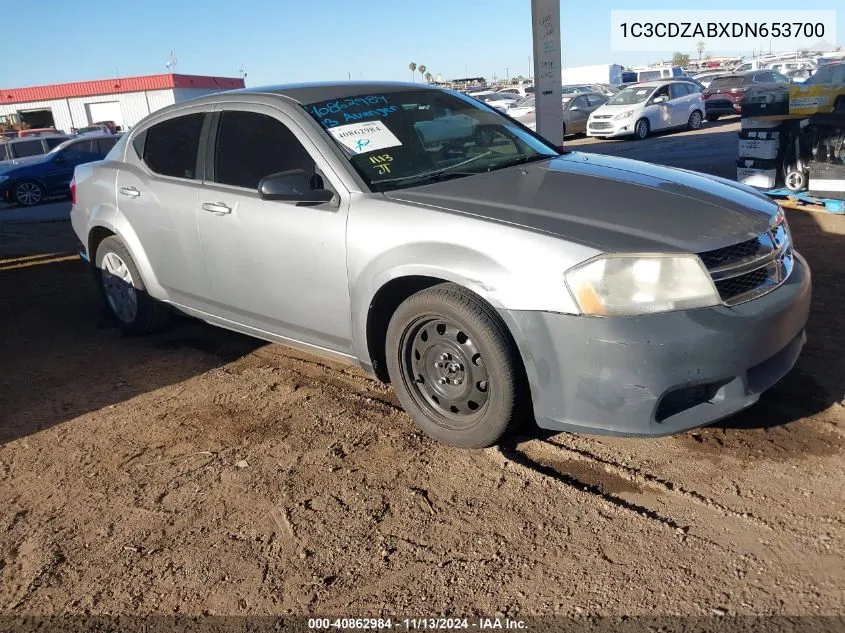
688, 110, 703, 130
385, 283, 529, 448
13, 180, 44, 206
706, 113, 720, 122
634, 118, 650, 140
95, 236, 170, 335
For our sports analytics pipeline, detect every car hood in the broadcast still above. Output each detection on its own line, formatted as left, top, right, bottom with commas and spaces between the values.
0, 155, 47, 172
590, 102, 647, 116
382, 152, 778, 253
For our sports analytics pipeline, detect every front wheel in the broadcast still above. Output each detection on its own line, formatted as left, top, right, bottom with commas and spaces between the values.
385, 283, 530, 448
634, 118, 650, 140
688, 110, 703, 130
95, 236, 170, 335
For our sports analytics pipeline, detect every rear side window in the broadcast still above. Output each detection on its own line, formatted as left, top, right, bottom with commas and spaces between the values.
586, 94, 606, 107
11, 140, 43, 158
45, 137, 66, 149
143, 113, 205, 179
213, 110, 316, 190
95, 137, 118, 155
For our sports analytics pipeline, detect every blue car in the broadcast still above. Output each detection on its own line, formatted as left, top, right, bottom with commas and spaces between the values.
0, 134, 120, 206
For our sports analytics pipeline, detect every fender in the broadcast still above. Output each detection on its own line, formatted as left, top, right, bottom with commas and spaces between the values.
349, 242, 511, 366
87, 203, 168, 300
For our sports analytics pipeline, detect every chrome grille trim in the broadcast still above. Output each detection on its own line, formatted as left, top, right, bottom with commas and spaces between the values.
699, 224, 793, 306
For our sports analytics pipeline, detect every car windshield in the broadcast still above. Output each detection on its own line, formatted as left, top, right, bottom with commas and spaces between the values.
709, 76, 745, 89
304, 90, 559, 193
607, 86, 654, 105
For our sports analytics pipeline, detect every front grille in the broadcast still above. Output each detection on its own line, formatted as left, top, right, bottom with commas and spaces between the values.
592, 115, 613, 120
698, 237, 767, 268
699, 223, 793, 305
589, 121, 612, 130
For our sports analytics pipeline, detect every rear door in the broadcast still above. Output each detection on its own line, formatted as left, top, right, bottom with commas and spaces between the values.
115, 107, 214, 307
564, 95, 590, 134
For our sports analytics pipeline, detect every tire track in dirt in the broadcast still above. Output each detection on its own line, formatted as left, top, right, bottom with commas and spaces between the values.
540, 436, 774, 531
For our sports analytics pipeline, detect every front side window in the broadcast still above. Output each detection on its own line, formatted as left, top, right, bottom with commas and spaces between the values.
570, 96, 589, 110
11, 140, 43, 158
143, 113, 205, 179
771, 72, 790, 84
304, 90, 559, 193
45, 137, 66, 149
214, 111, 316, 190
95, 137, 118, 154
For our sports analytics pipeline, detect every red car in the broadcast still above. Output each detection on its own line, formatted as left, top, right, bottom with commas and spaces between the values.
702, 70, 790, 121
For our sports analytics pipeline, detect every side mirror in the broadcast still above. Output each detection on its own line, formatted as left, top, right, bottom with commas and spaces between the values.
258, 169, 335, 204
653, 95, 668, 104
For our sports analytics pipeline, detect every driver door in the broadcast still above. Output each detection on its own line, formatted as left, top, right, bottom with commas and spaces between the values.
44, 138, 98, 192
649, 85, 673, 130
195, 103, 354, 355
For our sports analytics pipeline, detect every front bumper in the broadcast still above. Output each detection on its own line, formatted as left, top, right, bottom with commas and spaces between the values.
586, 119, 636, 138
500, 253, 812, 437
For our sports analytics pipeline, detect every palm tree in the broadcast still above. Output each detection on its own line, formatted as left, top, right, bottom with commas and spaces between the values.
408, 62, 417, 82
418, 64, 427, 82
425, 72, 432, 83
696, 41, 706, 60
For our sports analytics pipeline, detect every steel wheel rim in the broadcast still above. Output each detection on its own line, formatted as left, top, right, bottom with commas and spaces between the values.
101, 252, 138, 323
400, 315, 490, 430
637, 120, 648, 138
16, 182, 41, 205
785, 171, 805, 191
690, 111, 702, 129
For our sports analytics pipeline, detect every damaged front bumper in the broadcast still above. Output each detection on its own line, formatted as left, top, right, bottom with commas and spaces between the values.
499, 253, 812, 436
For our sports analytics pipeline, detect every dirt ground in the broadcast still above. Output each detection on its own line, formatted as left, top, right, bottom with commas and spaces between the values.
0, 206, 843, 622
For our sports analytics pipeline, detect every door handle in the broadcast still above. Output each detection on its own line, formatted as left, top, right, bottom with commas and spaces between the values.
201, 202, 232, 215
119, 186, 140, 198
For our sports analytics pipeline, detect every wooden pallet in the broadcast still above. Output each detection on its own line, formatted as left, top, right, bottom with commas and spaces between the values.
763, 188, 845, 214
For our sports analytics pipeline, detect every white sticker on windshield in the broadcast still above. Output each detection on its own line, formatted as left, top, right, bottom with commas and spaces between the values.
635, 89, 648, 95
328, 120, 402, 154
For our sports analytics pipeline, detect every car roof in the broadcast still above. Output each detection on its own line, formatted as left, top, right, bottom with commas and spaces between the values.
233, 81, 446, 104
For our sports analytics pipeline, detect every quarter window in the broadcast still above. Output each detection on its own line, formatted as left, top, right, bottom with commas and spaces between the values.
213, 111, 316, 190
143, 113, 205, 179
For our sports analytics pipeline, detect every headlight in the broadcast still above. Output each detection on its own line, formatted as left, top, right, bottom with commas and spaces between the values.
613, 110, 635, 120
565, 254, 720, 316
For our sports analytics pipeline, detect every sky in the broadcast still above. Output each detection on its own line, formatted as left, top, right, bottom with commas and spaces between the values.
1, 0, 843, 89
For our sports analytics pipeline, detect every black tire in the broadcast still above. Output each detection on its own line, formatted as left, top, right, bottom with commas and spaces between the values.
688, 110, 703, 130
385, 283, 530, 448
705, 113, 720, 122
634, 118, 650, 140
94, 236, 170, 335
13, 180, 45, 207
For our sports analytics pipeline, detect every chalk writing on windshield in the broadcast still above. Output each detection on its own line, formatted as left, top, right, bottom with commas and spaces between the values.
368, 153, 393, 175
310, 95, 400, 128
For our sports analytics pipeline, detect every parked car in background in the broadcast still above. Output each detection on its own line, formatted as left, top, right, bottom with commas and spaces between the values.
785, 68, 813, 84
69, 82, 810, 448
497, 85, 533, 98
691, 70, 729, 89
0, 135, 69, 163
0, 135, 120, 205
18, 127, 64, 138
561, 85, 593, 94
511, 92, 609, 136
766, 60, 817, 75
94, 120, 119, 134
702, 70, 790, 121
587, 80, 704, 139
588, 83, 621, 96
476, 92, 521, 112
74, 125, 112, 136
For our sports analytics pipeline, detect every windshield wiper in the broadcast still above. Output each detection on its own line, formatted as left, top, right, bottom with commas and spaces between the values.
371, 151, 494, 186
